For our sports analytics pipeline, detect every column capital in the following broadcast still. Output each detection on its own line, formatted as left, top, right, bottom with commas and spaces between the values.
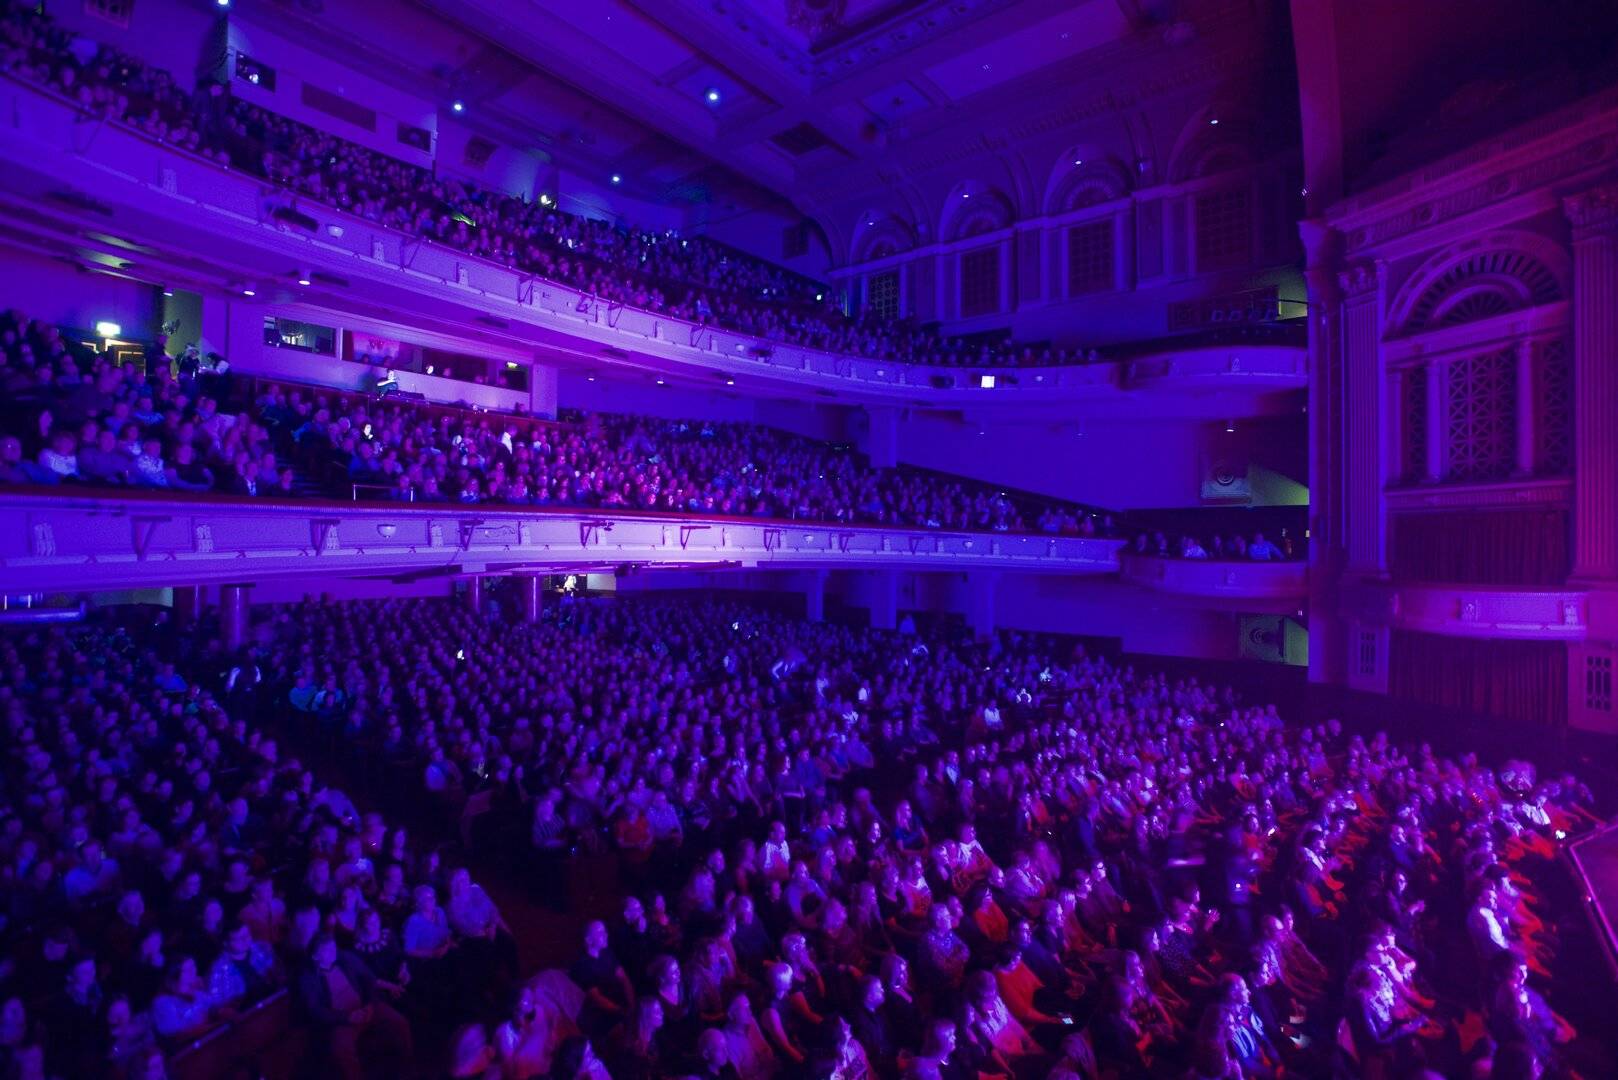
1564, 182, 1618, 234
1336, 260, 1383, 299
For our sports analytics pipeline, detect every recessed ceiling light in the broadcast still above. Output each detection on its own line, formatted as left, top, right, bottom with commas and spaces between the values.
241, 286, 255, 297
655, 378, 666, 385
705, 88, 721, 104
725, 378, 735, 386
1073, 158, 1084, 166
451, 100, 465, 113
1209, 117, 1219, 126
610, 173, 623, 185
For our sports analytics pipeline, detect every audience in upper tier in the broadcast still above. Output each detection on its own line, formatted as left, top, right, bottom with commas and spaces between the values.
0, 593, 1606, 1079
0, 1, 1099, 371
0, 306, 1125, 535
1131, 529, 1304, 562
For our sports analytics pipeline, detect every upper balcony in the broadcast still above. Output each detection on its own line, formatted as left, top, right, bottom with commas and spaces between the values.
0, 491, 1127, 593
0, 75, 1304, 411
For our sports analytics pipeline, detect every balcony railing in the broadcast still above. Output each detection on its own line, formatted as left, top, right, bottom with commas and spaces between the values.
1119, 552, 1308, 603
0, 490, 1127, 593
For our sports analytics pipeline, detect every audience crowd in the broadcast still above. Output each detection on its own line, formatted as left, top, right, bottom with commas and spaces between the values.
0, 1, 1098, 372
0, 305, 1120, 533
79, 593, 1604, 1079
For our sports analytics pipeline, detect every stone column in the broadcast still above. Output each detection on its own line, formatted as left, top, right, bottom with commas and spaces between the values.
865, 571, 898, 631
528, 364, 559, 420
172, 585, 201, 626
1338, 260, 1386, 576
862, 406, 899, 469
802, 570, 826, 623
1300, 220, 1345, 686
1514, 339, 1536, 478
1566, 185, 1618, 581
516, 574, 544, 624
220, 584, 250, 651
463, 575, 483, 615
965, 571, 998, 640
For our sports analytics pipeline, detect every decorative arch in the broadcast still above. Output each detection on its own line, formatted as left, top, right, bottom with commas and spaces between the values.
1167, 108, 1258, 184
1044, 152, 1132, 215
1389, 232, 1571, 336
939, 182, 1014, 243
849, 212, 917, 265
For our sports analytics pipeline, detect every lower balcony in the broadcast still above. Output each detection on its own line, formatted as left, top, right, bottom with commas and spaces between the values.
1118, 552, 1308, 606
0, 491, 1126, 592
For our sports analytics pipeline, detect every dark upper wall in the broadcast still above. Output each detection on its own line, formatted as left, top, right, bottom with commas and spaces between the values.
1294, 0, 1618, 207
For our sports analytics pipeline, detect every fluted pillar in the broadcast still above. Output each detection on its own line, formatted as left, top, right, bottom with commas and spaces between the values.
1338, 260, 1386, 576
1566, 185, 1618, 581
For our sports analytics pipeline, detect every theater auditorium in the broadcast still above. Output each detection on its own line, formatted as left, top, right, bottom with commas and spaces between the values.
0, 0, 1616, 1076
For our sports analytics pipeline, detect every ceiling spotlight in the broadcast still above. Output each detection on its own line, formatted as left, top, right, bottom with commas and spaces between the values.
538, 193, 553, 206
610, 173, 623, 185
451, 100, 465, 114
94, 321, 122, 338
705, 88, 721, 104
161, 285, 174, 297
1209, 117, 1220, 125
1073, 158, 1084, 166
241, 285, 256, 297
586, 375, 596, 382
215, 0, 230, 7
296, 269, 312, 286
1224, 419, 1236, 433
814, 292, 823, 301
655, 378, 666, 385
725, 378, 735, 386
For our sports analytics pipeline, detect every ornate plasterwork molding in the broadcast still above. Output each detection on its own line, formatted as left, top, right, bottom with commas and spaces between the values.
1337, 261, 1380, 298
807, 0, 1021, 84
1564, 182, 1618, 234
1327, 87, 1618, 256
1383, 476, 1572, 511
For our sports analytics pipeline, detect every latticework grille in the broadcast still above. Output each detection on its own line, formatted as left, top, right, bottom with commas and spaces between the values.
1445, 347, 1516, 482
1536, 337, 1573, 476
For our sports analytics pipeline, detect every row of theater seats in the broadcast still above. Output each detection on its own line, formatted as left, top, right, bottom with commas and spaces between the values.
0, 3, 1099, 372
0, 593, 1605, 1079
0, 306, 1122, 534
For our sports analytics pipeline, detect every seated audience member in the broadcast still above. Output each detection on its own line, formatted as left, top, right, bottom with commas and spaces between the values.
297, 934, 413, 1080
